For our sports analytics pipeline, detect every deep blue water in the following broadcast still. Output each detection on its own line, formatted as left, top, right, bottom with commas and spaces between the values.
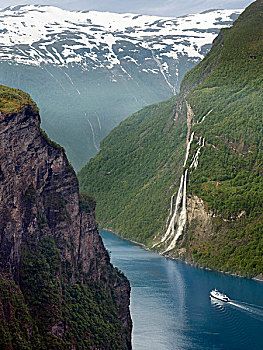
100, 230, 263, 350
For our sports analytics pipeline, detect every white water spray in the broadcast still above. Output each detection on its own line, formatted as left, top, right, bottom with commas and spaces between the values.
153, 174, 184, 248
155, 132, 205, 251
163, 169, 188, 253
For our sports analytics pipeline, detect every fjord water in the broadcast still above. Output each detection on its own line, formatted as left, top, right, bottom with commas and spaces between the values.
100, 230, 263, 350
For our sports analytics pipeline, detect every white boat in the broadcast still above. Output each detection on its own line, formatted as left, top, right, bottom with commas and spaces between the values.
210, 289, 230, 302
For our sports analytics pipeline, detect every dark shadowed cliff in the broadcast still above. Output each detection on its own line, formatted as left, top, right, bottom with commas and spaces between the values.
0, 85, 132, 349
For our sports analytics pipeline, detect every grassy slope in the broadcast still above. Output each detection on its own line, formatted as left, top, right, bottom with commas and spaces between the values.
79, 97, 187, 244
0, 84, 38, 114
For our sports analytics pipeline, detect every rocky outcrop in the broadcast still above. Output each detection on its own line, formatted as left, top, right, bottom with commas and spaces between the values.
185, 195, 214, 242
0, 102, 132, 349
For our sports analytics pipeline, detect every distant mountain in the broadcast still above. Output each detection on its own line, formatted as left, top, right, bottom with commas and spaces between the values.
0, 5, 241, 169
78, 0, 263, 278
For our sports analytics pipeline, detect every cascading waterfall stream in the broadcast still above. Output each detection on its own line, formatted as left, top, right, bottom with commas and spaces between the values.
154, 111, 207, 252
163, 169, 188, 253
153, 174, 184, 248
163, 132, 194, 230
190, 137, 205, 169
183, 132, 194, 167
196, 109, 213, 124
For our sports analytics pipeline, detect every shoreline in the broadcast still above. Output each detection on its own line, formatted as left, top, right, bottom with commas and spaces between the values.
100, 227, 263, 283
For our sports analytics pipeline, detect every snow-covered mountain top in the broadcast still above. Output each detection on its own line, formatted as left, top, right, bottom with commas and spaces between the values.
0, 5, 242, 68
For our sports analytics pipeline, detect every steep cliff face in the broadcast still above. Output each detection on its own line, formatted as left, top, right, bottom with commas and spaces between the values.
0, 89, 132, 349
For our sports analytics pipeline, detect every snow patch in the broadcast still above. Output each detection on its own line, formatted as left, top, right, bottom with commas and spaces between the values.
0, 5, 242, 69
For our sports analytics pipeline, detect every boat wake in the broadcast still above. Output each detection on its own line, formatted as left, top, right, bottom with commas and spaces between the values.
212, 297, 263, 321
229, 300, 263, 321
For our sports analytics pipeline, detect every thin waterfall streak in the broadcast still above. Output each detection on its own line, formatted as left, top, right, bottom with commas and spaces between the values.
165, 193, 175, 228
169, 194, 175, 216
63, 71, 81, 95
183, 131, 194, 167
190, 137, 205, 169
164, 175, 184, 240
85, 113, 99, 152
96, 115, 102, 131
44, 66, 66, 92
197, 109, 213, 124
150, 48, 176, 94
88, 119, 99, 152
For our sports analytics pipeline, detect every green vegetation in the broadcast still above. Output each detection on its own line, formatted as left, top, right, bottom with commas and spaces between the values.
79, 1, 263, 277
0, 233, 129, 350
189, 218, 263, 278
79, 193, 96, 212
0, 84, 38, 114
181, 0, 263, 275
62, 282, 128, 349
0, 274, 41, 350
79, 97, 187, 245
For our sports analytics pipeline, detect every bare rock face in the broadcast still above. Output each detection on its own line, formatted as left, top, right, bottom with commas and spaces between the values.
0, 104, 132, 349
186, 195, 214, 241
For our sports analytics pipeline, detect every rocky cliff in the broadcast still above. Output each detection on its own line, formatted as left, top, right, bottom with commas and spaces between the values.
0, 86, 132, 349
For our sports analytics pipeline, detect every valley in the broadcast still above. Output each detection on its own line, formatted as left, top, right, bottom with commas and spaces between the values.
0, 5, 240, 169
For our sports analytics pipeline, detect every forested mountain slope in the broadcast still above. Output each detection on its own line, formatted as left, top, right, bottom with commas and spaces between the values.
79, 97, 187, 243
79, 0, 263, 278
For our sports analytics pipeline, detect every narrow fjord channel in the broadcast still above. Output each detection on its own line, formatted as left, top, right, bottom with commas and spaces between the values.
100, 230, 263, 350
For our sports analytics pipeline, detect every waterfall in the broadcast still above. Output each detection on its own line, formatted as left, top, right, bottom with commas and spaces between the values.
63, 71, 81, 95
163, 169, 188, 253
183, 132, 194, 167
154, 174, 184, 247
85, 112, 100, 152
196, 109, 213, 124
163, 131, 194, 230
156, 132, 205, 252
190, 137, 205, 169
